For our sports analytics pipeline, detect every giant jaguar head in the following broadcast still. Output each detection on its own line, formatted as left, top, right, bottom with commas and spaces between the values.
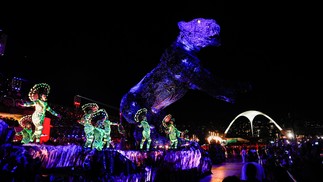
176, 18, 221, 51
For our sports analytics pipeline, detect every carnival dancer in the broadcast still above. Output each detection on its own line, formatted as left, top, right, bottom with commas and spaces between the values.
100, 109, 119, 148
16, 115, 33, 144
134, 108, 152, 151
19, 83, 61, 143
78, 103, 99, 148
162, 114, 187, 149
90, 108, 118, 150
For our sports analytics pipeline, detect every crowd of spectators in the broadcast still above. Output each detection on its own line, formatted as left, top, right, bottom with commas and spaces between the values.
219, 138, 323, 181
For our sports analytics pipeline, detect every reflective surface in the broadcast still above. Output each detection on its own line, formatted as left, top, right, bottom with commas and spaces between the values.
200, 161, 243, 182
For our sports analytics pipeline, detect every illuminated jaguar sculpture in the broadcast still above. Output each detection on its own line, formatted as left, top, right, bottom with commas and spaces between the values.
120, 18, 251, 124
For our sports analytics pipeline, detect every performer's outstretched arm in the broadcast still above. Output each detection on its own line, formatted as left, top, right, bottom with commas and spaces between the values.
19, 101, 35, 107
46, 106, 61, 118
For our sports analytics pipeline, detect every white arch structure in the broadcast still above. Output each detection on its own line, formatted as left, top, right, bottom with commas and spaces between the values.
224, 110, 283, 137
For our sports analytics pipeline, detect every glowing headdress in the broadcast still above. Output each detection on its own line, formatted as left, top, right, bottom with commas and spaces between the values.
134, 108, 147, 122
28, 83, 51, 101
18, 115, 33, 128
92, 108, 108, 119
81, 103, 99, 114
91, 108, 108, 127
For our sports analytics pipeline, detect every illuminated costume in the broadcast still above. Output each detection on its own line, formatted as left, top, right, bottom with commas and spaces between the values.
100, 109, 119, 148
20, 83, 60, 143
90, 108, 118, 150
134, 108, 152, 151
92, 127, 105, 151
162, 114, 187, 149
17, 115, 33, 144
120, 18, 251, 126
79, 103, 98, 148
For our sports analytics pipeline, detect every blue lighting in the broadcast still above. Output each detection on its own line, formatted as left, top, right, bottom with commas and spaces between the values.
120, 18, 249, 124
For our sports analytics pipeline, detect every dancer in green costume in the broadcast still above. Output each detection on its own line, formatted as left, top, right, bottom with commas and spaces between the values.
134, 108, 152, 151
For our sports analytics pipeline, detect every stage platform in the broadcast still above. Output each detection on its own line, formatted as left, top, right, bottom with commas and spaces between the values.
0, 119, 212, 182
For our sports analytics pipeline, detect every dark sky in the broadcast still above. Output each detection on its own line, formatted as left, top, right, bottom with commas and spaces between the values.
1, 2, 322, 126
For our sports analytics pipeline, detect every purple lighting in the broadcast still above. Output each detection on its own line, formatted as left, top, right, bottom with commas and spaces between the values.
120, 17, 250, 124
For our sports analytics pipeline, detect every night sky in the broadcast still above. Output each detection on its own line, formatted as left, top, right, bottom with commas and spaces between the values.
1, 2, 322, 127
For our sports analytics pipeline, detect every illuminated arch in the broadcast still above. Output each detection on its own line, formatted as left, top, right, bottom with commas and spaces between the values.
224, 110, 283, 136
